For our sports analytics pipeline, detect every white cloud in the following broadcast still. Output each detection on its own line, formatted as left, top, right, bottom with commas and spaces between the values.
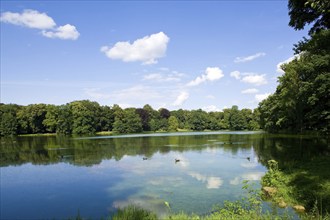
255, 93, 271, 102
173, 91, 189, 106
0, 9, 79, 40
101, 32, 169, 65
84, 88, 111, 99
202, 105, 221, 112
187, 67, 224, 86
42, 24, 79, 40
0, 9, 56, 29
159, 67, 169, 72
143, 73, 163, 81
241, 88, 258, 94
234, 52, 266, 63
276, 54, 301, 74
222, 106, 229, 111
241, 74, 267, 86
111, 85, 161, 101
230, 71, 241, 80
143, 73, 181, 82
230, 71, 267, 86
206, 95, 216, 99
85, 87, 162, 105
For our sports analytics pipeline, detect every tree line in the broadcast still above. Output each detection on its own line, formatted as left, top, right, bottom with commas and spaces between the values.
258, 0, 330, 133
0, 101, 261, 136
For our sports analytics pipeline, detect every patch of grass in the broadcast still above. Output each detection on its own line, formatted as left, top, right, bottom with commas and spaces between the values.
261, 159, 330, 219
112, 205, 157, 220
18, 133, 56, 137
96, 131, 114, 135
286, 157, 330, 218
261, 160, 296, 207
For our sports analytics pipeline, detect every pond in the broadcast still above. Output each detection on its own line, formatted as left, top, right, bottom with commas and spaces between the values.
0, 131, 328, 219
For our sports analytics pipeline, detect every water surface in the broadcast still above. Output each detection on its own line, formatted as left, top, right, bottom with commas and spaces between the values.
1, 131, 327, 219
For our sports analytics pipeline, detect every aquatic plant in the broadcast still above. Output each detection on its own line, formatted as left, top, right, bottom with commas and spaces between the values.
112, 205, 157, 220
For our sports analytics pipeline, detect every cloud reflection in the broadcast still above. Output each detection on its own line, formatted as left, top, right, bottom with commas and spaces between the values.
148, 176, 184, 187
240, 162, 258, 169
230, 171, 265, 185
229, 177, 241, 185
241, 172, 264, 181
189, 172, 223, 189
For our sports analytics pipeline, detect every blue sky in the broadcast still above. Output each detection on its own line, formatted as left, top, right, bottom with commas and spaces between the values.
0, 1, 308, 111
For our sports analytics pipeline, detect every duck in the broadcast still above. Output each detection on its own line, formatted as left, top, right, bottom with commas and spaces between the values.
143, 157, 148, 160
175, 159, 180, 163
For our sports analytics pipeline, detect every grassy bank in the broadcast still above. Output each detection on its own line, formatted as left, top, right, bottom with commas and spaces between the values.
18, 133, 57, 137
261, 160, 330, 219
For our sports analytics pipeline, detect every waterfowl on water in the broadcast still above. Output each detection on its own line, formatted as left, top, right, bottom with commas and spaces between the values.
175, 159, 180, 163
143, 157, 148, 160
247, 157, 250, 161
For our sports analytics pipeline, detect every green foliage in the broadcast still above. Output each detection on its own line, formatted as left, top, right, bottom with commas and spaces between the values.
113, 108, 143, 133
262, 160, 281, 187
136, 108, 151, 131
229, 105, 247, 130
159, 108, 171, 119
16, 104, 48, 134
70, 100, 101, 135
258, 29, 330, 133
56, 104, 73, 135
260, 158, 330, 218
99, 105, 115, 132
288, 0, 330, 35
43, 105, 58, 133
259, 1, 330, 134
171, 109, 189, 129
0, 104, 19, 136
0, 101, 261, 136
112, 205, 157, 220
261, 160, 294, 207
187, 109, 208, 131
168, 116, 179, 131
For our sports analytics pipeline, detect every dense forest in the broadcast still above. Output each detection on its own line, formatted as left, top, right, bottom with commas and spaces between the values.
258, 0, 330, 133
0, 101, 260, 136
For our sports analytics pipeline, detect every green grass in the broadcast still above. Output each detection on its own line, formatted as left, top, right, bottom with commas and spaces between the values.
18, 133, 56, 137
96, 131, 114, 135
261, 159, 330, 219
112, 205, 157, 220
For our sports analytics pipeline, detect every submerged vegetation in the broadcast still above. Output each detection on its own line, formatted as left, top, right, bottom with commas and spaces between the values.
111, 181, 292, 220
110, 160, 330, 220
